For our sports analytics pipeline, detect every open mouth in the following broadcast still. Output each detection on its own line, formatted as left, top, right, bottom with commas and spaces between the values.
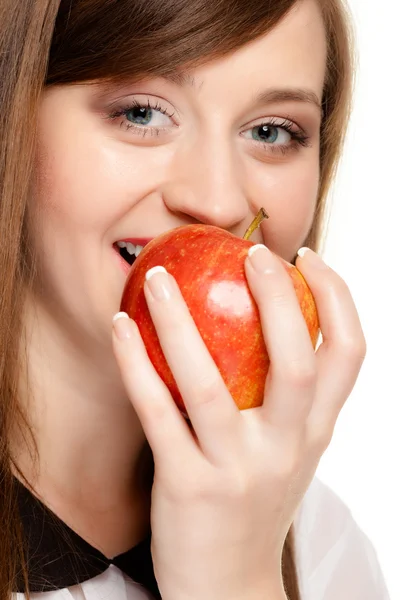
113, 238, 152, 267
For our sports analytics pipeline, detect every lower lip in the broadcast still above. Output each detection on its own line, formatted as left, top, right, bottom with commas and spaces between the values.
113, 245, 133, 276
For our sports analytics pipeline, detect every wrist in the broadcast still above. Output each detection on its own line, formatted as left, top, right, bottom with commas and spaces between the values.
240, 580, 288, 600
235, 574, 288, 600
159, 566, 288, 600
162, 580, 288, 600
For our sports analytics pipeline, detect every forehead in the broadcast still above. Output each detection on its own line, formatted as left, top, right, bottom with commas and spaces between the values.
180, 0, 327, 100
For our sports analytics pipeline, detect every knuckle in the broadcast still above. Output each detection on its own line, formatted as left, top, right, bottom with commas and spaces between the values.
190, 472, 227, 502
334, 272, 349, 292
277, 453, 302, 482
188, 375, 222, 407
310, 427, 334, 456
326, 271, 349, 295
323, 273, 351, 305
163, 466, 213, 502
139, 393, 171, 429
269, 289, 290, 309
225, 469, 255, 499
284, 361, 317, 389
189, 465, 256, 501
340, 334, 367, 365
272, 441, 304, 481
306, 418, 334, 456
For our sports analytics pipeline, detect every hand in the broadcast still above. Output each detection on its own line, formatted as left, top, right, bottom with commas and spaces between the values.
112, 244, 366, 600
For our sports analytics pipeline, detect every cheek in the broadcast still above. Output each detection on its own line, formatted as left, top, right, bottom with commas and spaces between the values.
28, 136, 171, 300
32, 115, 169, 236
32, 143, 140, 230
250, 156, 320, 260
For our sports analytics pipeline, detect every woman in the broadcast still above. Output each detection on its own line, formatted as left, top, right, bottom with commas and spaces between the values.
0, 0, 390, 599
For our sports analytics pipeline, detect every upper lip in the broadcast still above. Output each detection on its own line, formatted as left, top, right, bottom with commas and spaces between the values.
115, 238, 153, 246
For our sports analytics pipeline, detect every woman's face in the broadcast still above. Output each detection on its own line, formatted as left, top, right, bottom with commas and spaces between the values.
29, 0, 326, 350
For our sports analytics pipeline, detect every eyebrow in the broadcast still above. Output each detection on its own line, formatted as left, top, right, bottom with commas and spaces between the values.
97, 74, 322, 116
164, 71, 198, 88
165, 74, 323, 113
252, 88, 323, 113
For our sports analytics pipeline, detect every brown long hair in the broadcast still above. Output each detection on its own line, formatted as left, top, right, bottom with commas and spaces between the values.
0, 0, 355, 598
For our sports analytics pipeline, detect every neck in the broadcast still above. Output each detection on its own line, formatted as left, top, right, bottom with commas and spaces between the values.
12, 297, 152, 557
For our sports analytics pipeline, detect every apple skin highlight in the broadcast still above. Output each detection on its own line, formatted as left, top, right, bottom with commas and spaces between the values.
120, 224, 319, 416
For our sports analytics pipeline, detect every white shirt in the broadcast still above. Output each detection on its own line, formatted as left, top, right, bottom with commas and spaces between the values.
294, 478, 390, 600
14, 477, 390, 600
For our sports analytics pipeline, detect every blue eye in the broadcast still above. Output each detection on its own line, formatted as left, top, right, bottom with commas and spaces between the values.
107, 99, 175, 132
247, 124, 291, 145
242, 119, 310, 154
126, 106, 153, 126
252, 125, 279, 143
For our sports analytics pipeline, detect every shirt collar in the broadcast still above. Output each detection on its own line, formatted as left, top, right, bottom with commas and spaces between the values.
14, 476, 161, 598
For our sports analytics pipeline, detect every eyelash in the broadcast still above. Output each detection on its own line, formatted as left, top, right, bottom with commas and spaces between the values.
248, 117, 311, 155
107, 99, 175, 137
107, 99, 311, 154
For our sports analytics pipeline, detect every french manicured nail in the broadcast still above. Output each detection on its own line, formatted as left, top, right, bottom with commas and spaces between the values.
113, 312, 134, 340
145, 266, 172, 301
247, 243, 273, 274
297, 247, 327, 268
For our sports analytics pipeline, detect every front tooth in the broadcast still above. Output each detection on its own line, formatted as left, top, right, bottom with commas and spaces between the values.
126, 242, 136, 255
134, 245, 144, 257
117, 241, 127, 248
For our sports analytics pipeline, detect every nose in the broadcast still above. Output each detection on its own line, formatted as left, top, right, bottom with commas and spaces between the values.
163, 135, 252, 233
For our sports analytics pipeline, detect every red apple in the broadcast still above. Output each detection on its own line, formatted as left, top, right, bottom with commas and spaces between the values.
120, 213, 319, 416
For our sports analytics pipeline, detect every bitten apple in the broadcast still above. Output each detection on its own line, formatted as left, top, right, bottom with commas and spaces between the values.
120, 210, 319, 416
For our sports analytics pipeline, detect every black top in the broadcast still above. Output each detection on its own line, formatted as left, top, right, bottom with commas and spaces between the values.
14, 476, 161, 598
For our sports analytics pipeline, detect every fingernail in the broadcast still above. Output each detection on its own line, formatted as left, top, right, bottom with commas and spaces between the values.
113, 312, 134, 340
145, 266, 172, 301
247, 244, 274, 274
297, 247, 327, 268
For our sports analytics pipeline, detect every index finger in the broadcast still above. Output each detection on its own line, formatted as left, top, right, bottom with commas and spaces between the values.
143, 266, 242, 465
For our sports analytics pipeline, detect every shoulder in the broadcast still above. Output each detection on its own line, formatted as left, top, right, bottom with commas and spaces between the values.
293, 477, 390, 600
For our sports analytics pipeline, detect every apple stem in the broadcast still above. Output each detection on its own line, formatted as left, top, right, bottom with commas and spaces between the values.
243, 207, 269, 241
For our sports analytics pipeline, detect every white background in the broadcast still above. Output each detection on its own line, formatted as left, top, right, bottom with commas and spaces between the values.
316, 0, 398, 597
